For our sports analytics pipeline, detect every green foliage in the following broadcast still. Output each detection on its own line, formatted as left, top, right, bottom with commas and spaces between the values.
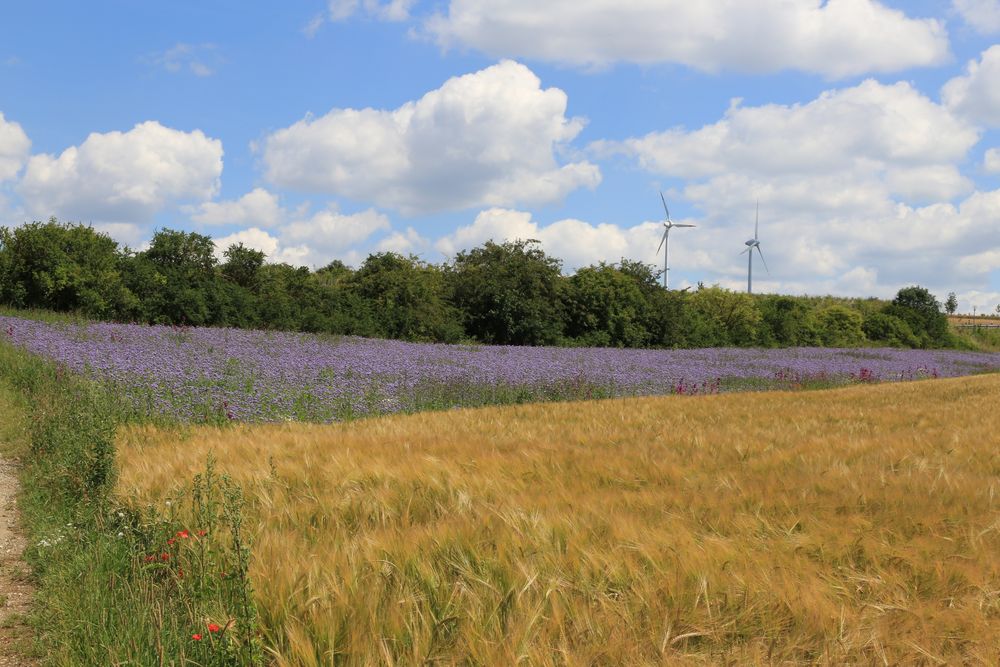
885, 285, 950, 348
945, 292, 958, 315
685, 286, 762, 346
757, 296, 821, 347
448, 240, 563, 345
815, 305, 866, 347
253, 263, 311, 331
0, 218, 966, 352
863, 312, 919, 348
952, 325, 1000, 352
0, 219, 137, 318
128, 229, 228, 326
222, 243, 265, 290
562, 263, 653, 347
350, 253, 463, 343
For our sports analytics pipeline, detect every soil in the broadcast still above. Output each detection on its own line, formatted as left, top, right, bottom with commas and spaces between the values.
0, 458, 33, 665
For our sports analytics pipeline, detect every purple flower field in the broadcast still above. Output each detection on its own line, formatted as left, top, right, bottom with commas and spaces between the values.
3, 314, 1000, 423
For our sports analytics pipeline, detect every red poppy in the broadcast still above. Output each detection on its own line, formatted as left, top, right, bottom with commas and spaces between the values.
197, 530, 207, 537
167, 538, 176, 546
160, 553, 170, 561
177, 529, 190, 539
207, 622, 221, 633
144, 555, 156, 563
177, 568, 184, 578
191, 633, 202, 641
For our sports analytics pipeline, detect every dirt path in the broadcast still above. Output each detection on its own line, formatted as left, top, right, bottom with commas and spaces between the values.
0, 458, 33, 665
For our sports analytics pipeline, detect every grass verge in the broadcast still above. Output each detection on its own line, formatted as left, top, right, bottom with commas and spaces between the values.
0, 340, 263, 665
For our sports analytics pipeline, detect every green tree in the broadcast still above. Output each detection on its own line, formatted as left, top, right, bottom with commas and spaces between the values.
350, 253, 463, 342
562, 263, 652, 347
616, 259, 662, 293
448, 240, 564, 345
884, 285, 949, 347
945, 292, 958, 315
757, 295, 821, 347
815, 305, 865, 347
221, 243, 266, 290
128, 229, 226, 325
0, 218, 136, 318
303, 262, 375, 336
862, 312, 919, 348
252, 263, 312, 331
684, 286, 762, 346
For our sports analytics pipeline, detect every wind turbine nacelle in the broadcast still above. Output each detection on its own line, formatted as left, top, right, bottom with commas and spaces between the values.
745, 239, 756, 246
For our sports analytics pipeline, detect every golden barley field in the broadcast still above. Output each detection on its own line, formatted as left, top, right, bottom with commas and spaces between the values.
118, 374, 1000, 665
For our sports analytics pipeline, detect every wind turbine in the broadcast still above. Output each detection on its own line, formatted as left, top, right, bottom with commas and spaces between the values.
741, 201, 769, 294
655, 193, 695, 289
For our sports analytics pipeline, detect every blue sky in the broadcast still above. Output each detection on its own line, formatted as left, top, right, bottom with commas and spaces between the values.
2, 1, 1000, 311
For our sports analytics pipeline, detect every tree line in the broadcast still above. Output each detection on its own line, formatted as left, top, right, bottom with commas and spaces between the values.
0, 219, 953, 349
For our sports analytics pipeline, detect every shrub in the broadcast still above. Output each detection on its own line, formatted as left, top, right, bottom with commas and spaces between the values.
816, 305, 865, 347
863, 312, 919, 348
562, 263, 653, 348
886, 286, 950, 348
758, 296, 822, 347
684, 286, 762, 347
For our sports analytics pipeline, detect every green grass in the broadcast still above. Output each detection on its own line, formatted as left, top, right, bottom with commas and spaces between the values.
0, 378, 29, 459
952, 325, 1000, 352
0, 306, 91, 326
0, 340, 263, 665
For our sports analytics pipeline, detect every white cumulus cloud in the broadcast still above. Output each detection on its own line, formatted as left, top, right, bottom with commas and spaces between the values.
0, 112, 30, 182
425, 0, 949, 78
952, 0, 1000, 33
435, 207, 671, 272
190, 188, 285, 227
985, 147, 1000, 172
18, 121, 223, 222
213, 227, 281, 259
600, 79, 978, 212
943, 45, 1000, 127
582, 76, 1000, 299
377, 226, 429, 254
262, 60, 600, 215
433, 188, 1000, 302
93, 222, 146, 249
212, 206, 393, 268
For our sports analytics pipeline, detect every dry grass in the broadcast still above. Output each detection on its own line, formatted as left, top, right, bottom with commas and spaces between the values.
117, 375, 1000, 665
949, 315, 1000, 326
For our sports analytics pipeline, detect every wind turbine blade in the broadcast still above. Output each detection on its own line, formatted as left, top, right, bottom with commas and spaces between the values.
756, 245, 769, 274
739, 247, 751, 255
675, 223, 696, 228
660, 192, 670, 220
656, 230, 667, 254
755, 199, 759, 241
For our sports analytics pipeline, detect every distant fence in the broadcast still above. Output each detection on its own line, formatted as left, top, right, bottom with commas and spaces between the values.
954, 324, 1000, 329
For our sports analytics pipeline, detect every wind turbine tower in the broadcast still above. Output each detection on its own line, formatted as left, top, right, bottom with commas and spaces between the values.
741, 201, 769, 294
655, 193, 695, 289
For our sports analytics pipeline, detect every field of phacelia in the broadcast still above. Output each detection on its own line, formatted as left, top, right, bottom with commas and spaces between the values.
3, 314, 1000, 423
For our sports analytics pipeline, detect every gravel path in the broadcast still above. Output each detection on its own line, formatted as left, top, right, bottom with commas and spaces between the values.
0, 459, 33, 665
